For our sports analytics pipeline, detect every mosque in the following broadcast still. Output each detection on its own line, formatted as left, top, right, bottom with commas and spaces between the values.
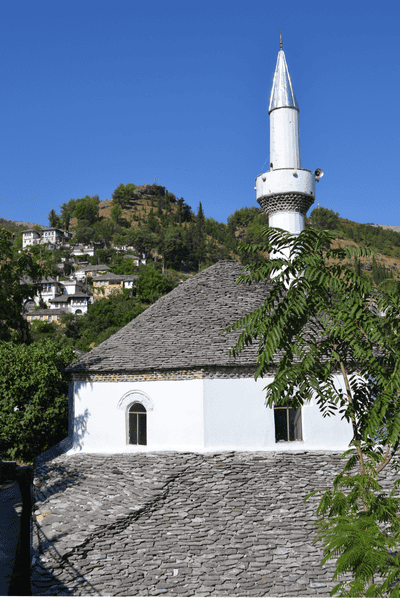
67, 38, 353, 453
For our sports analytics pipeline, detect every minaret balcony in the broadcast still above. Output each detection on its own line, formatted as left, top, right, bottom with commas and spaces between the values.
256, 168, 316, 200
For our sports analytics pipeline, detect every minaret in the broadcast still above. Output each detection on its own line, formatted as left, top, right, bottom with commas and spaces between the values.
256, 34, 322, 239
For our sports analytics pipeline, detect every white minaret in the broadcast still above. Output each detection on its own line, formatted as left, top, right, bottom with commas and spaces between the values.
256, 34, 322, 239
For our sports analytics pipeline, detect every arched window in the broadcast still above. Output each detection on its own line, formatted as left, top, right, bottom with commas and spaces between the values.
128, 403, 147, 445
75, 309, 83, 315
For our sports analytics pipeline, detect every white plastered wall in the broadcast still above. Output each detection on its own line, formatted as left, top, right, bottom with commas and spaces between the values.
203, 375, 353, 451
69, 374, 353, 454
70, 379, 204, 453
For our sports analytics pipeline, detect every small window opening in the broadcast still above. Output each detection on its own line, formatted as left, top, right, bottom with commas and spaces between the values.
274, 407, 302, 442
129, 403, 147, 445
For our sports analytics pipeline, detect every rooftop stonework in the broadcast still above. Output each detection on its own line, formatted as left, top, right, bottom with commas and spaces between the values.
31, 450, 400, 596
68, 260, 276, 374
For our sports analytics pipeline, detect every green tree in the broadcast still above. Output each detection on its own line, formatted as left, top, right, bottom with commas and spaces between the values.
65, 291, 146, 351
136, 265, 176, 304
226, 226, 400, 597
48, 209, 61, 228
310, 206, 340, 230
93, 220, 115, 247
147, 208, 159, 233
73, 223, 95, 244
111, 203, 123, 224
0, 339, 74, 462
0, 229, 44, 343
112, 183, 136, 208
176, 197, 192, 224
74, 195, 100, 225
163, 225, 189, 269
193, 202, 206, 270
227, 206, 263, 230
125, 228, 155, 258
60, 199, 76, 231
111, 258, 138, 275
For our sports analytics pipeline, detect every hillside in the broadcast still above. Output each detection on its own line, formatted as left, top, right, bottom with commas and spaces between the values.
6, 183, 400, 282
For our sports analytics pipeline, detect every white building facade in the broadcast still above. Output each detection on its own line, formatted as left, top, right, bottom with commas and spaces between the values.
70, 375, 352, 453
22, 227, 72, 249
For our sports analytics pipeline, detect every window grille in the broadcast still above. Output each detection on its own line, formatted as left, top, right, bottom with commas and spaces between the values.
128, 403, 147, 445
274, 407, 302, 442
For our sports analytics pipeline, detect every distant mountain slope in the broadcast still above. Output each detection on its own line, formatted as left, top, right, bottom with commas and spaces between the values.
374, 224, 400, 233
0, 218, 44, 230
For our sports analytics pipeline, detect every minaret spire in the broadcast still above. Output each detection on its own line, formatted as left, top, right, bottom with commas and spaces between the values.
255, 39, 322, 240
269, 41, 298, 115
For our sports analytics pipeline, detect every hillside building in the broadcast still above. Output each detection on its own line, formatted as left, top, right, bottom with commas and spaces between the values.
92, 273, 139, 298
22, 227, 72, 249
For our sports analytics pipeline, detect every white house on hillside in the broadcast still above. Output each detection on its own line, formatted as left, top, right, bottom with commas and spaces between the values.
22, 227, 72, 249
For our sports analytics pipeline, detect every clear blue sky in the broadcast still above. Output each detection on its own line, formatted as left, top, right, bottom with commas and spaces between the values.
0, 0, 399, 227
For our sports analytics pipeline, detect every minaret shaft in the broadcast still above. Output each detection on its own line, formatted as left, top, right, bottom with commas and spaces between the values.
270, 108, 301, 170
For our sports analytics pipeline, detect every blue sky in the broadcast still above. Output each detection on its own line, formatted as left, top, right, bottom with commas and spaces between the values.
0, 0, 399, 227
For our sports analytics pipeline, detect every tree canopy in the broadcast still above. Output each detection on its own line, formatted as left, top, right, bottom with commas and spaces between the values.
0, 228, 44, 343
0, 340, 74, 462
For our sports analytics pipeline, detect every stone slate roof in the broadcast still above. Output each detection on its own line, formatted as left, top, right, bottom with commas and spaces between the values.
69, 260, 278, 373
122, 274, 140, 281
52, 292, 90, 303
92, 273, 140, 282
26, 308, 67, 316
75, 264, 110, 273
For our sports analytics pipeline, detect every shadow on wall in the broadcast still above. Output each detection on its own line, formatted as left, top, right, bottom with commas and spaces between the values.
70, 381, 92, 451
73, 409, 90, 451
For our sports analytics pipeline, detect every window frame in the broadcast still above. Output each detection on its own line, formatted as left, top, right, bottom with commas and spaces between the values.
274, 406, 303, 443
127, 402, 147, 446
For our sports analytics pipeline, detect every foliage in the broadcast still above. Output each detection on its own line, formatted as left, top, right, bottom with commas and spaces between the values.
175, 197, 193, 224
0, 340, 75, 462
29, 320, 71, 347
136, 265, 177, 304
57, 267, 178, 351
74, 195, 100, 225
310, 206, 400, 259
60, 199, 76, 231
371, 255, 394, 285
124, 228, 156, 258
163, 226, 189, 270
111, 183, 137, 208
190, 202, 206, 270
227, 206, 263, 230
226, 226, 400, 596
310, 206, 340, 230
111, 257, 139, 275
92, 247, 117, 264
0, 228, 44, 343
92, 220, 115, 246
60, 292, 146, 352
48, 209, 62, 228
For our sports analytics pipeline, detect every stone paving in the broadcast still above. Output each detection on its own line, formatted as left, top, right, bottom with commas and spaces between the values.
31, 451, 398, 596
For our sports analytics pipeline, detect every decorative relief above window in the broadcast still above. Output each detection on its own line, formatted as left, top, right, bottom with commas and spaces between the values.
117, 390, 154, 412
